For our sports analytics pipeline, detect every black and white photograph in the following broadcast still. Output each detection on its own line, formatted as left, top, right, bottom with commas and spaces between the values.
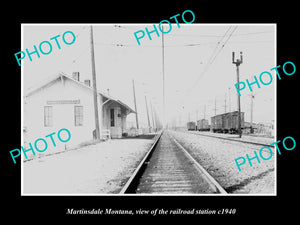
4, 4, 298, 220
21, 23, 276, 195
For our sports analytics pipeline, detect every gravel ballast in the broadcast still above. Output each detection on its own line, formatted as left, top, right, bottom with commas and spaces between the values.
168, 130, 275, 194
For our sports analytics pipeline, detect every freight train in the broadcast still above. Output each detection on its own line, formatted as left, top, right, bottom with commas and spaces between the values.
197, 119, 210, 131
211, 111, 244, 134
187, 121, 196, 131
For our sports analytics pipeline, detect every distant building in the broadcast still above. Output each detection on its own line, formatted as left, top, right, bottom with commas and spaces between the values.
24, 72, 135, 149
244, 121, 258, 132
244, 121, 274, 137
256, 121, 274, 137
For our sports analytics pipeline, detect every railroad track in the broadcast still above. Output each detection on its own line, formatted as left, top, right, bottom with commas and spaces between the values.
185, 130, 274, 148
120, 130, 227, 194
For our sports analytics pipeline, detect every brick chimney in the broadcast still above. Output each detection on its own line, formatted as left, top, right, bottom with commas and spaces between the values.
84, 79, 91, 87
72, 72, 79, 81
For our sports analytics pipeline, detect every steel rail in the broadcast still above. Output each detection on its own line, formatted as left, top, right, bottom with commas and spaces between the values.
170, 135, 227, 194
119, 130, 163, 194
120, 130, 228, 194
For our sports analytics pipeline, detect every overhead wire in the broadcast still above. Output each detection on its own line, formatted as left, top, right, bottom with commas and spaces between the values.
93, 39, 272, 48
95, 25, 274, 48
168, 30, 274, 38
189, 26, 238, 92
177, 26, 239, 110
209, 26, 238, 65
93, 41, 218, 47
93, 26, 272, 48
206, 26, 233, 67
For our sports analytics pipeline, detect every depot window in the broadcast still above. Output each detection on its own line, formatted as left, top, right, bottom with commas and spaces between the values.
74, 106, 83, 126
44, 106, 53, 127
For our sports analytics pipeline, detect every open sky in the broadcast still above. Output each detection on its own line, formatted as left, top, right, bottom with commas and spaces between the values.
22, 23, 275, 128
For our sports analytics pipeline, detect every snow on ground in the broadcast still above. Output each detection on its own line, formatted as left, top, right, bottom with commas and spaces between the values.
22, 138, 155, 194
168, 130, 275, 194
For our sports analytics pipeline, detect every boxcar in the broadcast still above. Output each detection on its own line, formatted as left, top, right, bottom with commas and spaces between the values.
187, 121, 196, 131
211, 111, 244, 133
197, 119, 210, 131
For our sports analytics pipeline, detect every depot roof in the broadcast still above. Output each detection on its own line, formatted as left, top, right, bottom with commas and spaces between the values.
25, 72, 135, 114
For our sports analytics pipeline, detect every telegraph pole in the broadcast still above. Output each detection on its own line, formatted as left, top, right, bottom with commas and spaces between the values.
145, 95, 151, 133
90, 25, 100, 140
228, 87, 231, 112
250, 94, 254, 133
224, 93, 227, 113
214, 98, 217, 116
132, 79, 139, 129
161, 25, 166, 129
150, 100, 156, 131
232, 51, 243, 138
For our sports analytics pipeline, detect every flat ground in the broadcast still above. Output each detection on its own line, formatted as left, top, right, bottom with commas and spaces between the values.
22, 137, 155, 194
22, 130, 275, 195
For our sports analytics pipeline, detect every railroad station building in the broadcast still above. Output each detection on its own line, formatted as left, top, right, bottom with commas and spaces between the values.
23, 72, 135, 148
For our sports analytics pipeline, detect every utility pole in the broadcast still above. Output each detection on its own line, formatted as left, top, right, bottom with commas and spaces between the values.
214, 98, 217, 116
161, 25, 166, 129
224, 93, 227, 113
150, 100, 156, 131
232, 51, 243, 138
250, 94, 254, 133
132, 79, 139, 129
145, 95, 151, 133
228, 87, 231, 112
203, 105, 206, 120
90, 25, 100, 140
154, 108, 161, 130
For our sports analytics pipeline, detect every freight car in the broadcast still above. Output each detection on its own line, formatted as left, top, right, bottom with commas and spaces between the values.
211, 111, 244, 134
187, 121, 196, 131
197, 119, 210, 131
